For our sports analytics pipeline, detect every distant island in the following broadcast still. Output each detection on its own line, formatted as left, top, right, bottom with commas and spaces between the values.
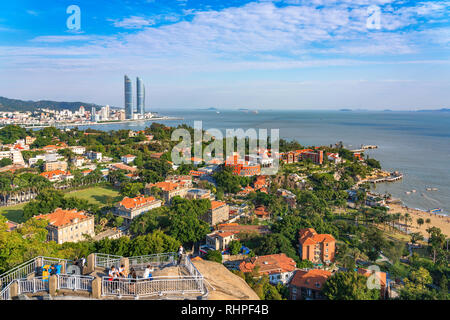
0, 96, 116, 112
417, 108, 450, 112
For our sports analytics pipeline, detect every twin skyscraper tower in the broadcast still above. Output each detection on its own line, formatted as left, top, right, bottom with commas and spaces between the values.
124, 75, 145, 119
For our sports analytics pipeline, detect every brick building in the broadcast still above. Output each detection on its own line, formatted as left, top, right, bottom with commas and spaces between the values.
298, 228, 335, 265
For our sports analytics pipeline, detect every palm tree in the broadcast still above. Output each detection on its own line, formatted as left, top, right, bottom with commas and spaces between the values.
404, 213, 411, 233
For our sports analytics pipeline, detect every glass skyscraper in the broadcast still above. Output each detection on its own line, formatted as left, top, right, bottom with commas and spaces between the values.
124, 75, 133, 119
136, 77, 145, 116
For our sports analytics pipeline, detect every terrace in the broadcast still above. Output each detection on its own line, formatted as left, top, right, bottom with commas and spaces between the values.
0, 253, 208, 300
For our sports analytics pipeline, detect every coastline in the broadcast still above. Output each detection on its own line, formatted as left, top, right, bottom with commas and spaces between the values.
1, 116, 183, 129
388, 203, 450, 238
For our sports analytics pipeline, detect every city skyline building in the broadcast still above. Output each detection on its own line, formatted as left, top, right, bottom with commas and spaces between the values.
91, 106, 97, 122
136, 77, 145, 116
124, 75, 133, 120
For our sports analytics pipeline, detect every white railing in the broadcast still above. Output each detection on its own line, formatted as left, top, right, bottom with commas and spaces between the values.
0, 281, 12, 300
128, 253, 176, 270
95, 253, 122, 268
183, 256, 202, 279
101, 276, 205, 298
0, 258, 37, 290
41, 256, 70, 267
57, 274, 94, 292
17, 277, 49, 294
0, 256, 70, 290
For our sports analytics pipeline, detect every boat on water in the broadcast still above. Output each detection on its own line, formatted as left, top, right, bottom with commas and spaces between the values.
426, 188, 432, 191
405, 191, 411, 195
412, 190, 416, 193
431, 188, 438, 191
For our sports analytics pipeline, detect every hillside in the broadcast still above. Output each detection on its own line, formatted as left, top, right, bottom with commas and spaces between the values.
0, 96, 107, 112
192, 259, 260, 300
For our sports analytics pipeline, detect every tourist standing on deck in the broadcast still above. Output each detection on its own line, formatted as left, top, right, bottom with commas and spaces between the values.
177, 245, 184, 265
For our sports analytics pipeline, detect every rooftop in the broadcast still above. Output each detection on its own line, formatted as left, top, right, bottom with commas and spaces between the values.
119, 195, 158, 210
35, 208, 90, 228
239, 253, 296, 275
290, 269, 332, 290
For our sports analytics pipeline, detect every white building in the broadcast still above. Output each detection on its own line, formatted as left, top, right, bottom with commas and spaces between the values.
70, 146, 86, 155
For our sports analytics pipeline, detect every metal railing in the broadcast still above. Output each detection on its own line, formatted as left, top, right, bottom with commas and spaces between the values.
17, 277, 49, 294
101, 276, 205, 298
0, 281, 12, 300
182, 256, 202, 279
95, 253, 122, 269
57, 274, 94, 292
0, 258, 37, 290
128, 253, 176, 270
0, 256, 70, 290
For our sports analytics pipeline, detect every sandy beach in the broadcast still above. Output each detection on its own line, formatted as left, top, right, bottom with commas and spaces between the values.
389, 203, 450, 238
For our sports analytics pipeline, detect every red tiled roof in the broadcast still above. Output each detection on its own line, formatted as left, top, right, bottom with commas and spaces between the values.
112, 163, 137, 172
298, 228, 335, 245
209, 231, 237, 239
119, 195, 157, 209
254, 206, 270, 217
290, 269, 332, 290
210, 200, 226, 211
239, 253, 296, 275
150, 181, 183, 192
35, 208, 89, 228
40, 170, 71, 179
358, 268, 387, 287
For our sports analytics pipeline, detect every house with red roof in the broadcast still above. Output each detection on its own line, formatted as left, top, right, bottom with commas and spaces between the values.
254, 206, 270, 220
288, 269, 332, 300
358, 268, 389, 299
121, 154, 136, 164
40, 170, 74, 182
115, 195, 162, 221
298, 228, 336, 265
35, 208, 94, 244
206, 231, 238, 251
146, 180, 189, 204
200, 200, 229, 226
239, 253, 296, 285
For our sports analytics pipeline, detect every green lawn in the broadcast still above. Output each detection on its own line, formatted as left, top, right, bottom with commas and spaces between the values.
65, 186, 122, 207
0, 203, 27, 223
0, 186, 122, 223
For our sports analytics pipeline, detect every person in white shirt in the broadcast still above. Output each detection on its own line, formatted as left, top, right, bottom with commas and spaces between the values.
118, 264, 127, 278
143, 265, 153, 279
177, 245, 184, 265
108, 266, 118, 281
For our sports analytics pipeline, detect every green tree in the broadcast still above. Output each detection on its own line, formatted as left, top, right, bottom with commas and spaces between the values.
0, 158, 12, 167
322, 271, 380, 300
228, 240, 242, 255
205, 250, 223, 263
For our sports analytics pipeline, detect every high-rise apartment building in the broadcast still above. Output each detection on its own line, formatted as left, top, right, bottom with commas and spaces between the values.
124, 75, 133, 119
136, 77, 145, 116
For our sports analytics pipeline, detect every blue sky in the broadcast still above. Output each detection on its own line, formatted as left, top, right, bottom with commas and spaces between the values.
0, 0, 449, 110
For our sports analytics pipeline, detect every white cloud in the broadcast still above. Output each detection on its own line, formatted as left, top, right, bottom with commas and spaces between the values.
111, 16, 155, 29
